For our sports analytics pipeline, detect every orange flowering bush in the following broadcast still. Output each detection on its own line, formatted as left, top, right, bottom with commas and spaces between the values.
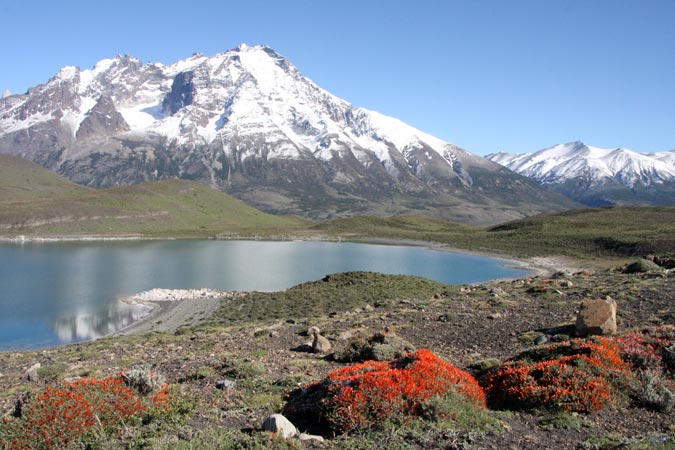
481, 338, 633, 413
615, 326, 675, 411
616, 325, 675, 375
0, 374, 168, 450
284, 349, 485, 434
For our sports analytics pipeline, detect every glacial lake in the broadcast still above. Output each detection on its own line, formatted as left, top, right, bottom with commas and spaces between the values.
0, 240, 527, 350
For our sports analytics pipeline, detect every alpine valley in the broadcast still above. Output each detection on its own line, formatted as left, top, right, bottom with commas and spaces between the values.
487, 141, 675, 207
0, 44, 576, 225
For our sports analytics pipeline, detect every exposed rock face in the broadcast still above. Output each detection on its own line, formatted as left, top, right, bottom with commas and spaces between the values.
76, 95, 130, 139
0, 45, 577, 224
576, 297, 618, 336
162, 71, 196, 115
262, 413, 297, 438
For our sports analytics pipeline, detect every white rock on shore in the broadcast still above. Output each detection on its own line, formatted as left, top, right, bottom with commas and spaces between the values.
123, 288, 233, 304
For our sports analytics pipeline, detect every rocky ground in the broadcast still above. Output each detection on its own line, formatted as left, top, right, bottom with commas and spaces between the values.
1, 261, 674, 449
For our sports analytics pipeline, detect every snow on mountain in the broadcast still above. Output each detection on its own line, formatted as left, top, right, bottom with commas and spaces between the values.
487, 142, 675, 187
0, 45, 575, 223
487, 142, 675, 206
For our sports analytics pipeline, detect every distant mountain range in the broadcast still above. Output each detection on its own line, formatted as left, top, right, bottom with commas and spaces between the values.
487, 142, 675, 206
0, 44, 575, 225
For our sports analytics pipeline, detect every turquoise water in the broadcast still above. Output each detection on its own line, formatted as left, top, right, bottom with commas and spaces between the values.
0, 240, 526, 350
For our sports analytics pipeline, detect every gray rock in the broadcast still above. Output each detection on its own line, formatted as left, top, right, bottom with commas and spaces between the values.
24, 363, 41, 382
262, 413, 297, 438
575, 297, 618, 336
298, 432, 325, 443
310, 327, 332, 353
216, 379, 236, 390
534, 335, 549, 345
622, 259, 662, 274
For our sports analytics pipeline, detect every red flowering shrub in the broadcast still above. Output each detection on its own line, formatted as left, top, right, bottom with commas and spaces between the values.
284, 349, 485, 434
616, 325, 675, 374
481, 338, 633, 413
615, 326, 675, 411
0, 374, 168, 450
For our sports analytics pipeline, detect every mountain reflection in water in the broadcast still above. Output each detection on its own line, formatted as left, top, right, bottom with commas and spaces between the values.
52, 303, 154, 343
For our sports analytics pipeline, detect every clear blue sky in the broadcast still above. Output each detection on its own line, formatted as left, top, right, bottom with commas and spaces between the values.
1, 0, 673, 155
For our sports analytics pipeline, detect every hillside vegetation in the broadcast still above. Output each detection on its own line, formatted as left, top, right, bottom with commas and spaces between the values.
315, 207, 675, 258
2, 154, 674, 259
0, 154, 302, 237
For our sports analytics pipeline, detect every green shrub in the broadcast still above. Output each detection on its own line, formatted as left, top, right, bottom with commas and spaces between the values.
122, 365, 167, 395
336, 329, 416, 363
630, 369, 675, 412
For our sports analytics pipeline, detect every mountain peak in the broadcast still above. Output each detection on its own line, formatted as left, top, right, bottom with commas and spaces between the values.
487, 142, 675, 206
235, 43, 273, 53
0, 47, 577, 224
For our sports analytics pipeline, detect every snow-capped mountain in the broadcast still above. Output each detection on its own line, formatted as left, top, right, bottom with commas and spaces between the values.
487, 142, 675, 206
0, 45, 575, 224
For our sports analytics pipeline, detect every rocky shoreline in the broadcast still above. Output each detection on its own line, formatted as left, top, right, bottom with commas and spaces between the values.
111, 288, 243, 337
121, 288, 235, 304
109, 254, 580, 339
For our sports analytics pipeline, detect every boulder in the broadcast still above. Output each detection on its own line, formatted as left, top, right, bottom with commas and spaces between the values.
309, 327, 331, 353
262, 413, 297, 438
216, 379, 236, 390
24, 363, 41, 382
622, 259, 661, 274
575, 297, 618, 336
298, 432, 325, 443
654, 256, 675, 269
534, 335, 549, 345
311, 329, 332, 354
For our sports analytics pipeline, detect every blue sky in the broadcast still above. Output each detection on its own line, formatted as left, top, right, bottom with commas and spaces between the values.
1, 0, 673, 155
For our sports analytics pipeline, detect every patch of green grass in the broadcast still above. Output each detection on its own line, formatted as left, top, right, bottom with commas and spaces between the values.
211, 271, 455, 325
0, 154, 302, 237
538, 412, 594, 430
221, 358, 265, 380
36, 362, 69, 382
132, 428, 299, 450
316, 207, 675, 258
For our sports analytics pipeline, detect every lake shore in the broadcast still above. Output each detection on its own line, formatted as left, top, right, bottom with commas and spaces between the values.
110, 289, 242, 337
102, 252, 589, 339
0, 233, 593, 344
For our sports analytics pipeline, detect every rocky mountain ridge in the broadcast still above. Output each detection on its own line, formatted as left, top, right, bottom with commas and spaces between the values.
487, 141, 675, 206
0, 45, 575, 224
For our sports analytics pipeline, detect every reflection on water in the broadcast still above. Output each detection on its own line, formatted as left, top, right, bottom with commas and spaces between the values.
0, 240, 527, 350
52, 303, 153, 343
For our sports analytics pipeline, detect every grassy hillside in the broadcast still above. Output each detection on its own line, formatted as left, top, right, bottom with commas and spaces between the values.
0, 154, 302, 237
3, 154, 674, 258
315, 207, 675, 258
